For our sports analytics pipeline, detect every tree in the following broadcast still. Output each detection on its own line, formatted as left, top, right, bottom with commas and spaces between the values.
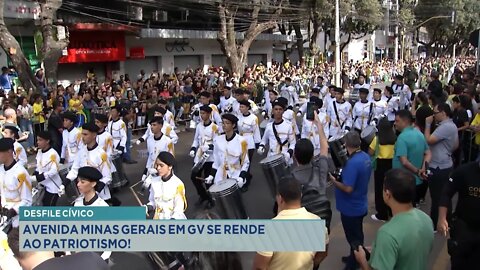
0, 0, 68, 92
38, 0, 69, 84
0, 0, 37, 91
216, 0, 284, 75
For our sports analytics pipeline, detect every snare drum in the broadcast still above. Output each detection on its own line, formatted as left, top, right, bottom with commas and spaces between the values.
361, 125, 377, 145
259, 154, 290, 198
208, 179, 248, 219
32, 184, 46, 206
111, 153, 128, 189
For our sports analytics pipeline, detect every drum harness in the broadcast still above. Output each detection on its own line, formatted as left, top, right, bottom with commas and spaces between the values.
272, 122, 289, 153
332, 101, 347, 129
353, 102, 375, 130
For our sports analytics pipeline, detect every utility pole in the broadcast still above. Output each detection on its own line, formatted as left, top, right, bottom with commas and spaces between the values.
335, 0, 341, 86
394, 0, 399, 64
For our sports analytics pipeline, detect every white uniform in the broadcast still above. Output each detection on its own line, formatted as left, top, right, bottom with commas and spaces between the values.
302, 112, 330, 156
372, 98, 388, 120
392, 83, 412, 109
327, 100, 352, 139
354, 83, 373, 101
0, 162, 32, 227
218, 95, 236, 113
282, 109, 300, 136
107, 118, 127, 152
74, 194, 109, 207
232, 99, 258, 117
192, 103, 223, 131
280, 84, 299, 107
35, 148, 62, 194
323, 94, 335, 110
386, 96, 400, 122
96, 130, 114, 158
66, 144, 112, 200
237, 113, 261, 150
146, 134, 174, 170
191, 121, 219, 164
147, 174, 187, 220
61, 127, 83, 165
260, 120, 296, 165
13, 141, 27, 167
212, 133, 250, 184
352, 100, 375, 131
164, 110, 176, 128
142, 123, 179, 144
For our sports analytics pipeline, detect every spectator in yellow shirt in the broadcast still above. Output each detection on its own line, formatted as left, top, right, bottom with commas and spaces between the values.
32, 95, 45, 146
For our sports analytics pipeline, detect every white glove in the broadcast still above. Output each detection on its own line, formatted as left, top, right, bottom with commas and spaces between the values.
141, 174, 147, 182
257, 146, 265, 155
58, 185, 65, 197
261, 98, 266, 105
189, 150, 195, 158
261, 111, 266, 117
135, 140, 141, 145
283, 152, 291, 163
236, 177, 246, 188
200, 144, 209, 152
147, 168, 157, 175
296, 112, 302, 117
30, 175, 37, 185
143, 175, 153, 189
204, 175, 214, 185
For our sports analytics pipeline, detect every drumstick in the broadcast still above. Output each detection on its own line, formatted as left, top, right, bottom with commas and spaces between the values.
195, 177, 206, 181
129, 186, 144, 206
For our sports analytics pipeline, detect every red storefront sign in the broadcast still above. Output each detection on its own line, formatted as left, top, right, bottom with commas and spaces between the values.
129, 47, 145, 59
59, 31, 126, 63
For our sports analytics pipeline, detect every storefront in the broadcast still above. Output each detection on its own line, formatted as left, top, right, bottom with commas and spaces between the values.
58, 30, 126, 82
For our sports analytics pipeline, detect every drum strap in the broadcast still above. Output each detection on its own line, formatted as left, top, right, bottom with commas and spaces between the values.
367, 103, 374, 125
272, 123, 289, 151
333, 102, 345, 129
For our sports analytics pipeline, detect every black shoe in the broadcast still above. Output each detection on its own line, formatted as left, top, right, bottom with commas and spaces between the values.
205, 200, 215, 209
124, 160, 138, 164
341, 256, 349, 263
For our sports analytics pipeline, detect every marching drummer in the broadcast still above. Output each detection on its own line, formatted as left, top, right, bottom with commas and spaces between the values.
353, 88, 377, 131
0, 138, 32, 227
323, 85, 337, 110
199, 91, 223, 127
2, 126, 27, 167
73, 166, 111, 262
281, 97, 301, 139
107, 106, 127, 157
237, 100, 261, 191
327, 87, 352, 139
262, 87, 279, 120
158, 99, 176, 128
141, 117, 174, 182
136, 106, 179, 145
145, 151, 187, 220
301, 97, 330, 156
297, 87, 321, 117
258, 98, 296, 166
31, 131, 62, 206
60, 111, 83, 165
204, 114, 250, 189
372, 88, 388, 120
94, 114, 114, 157
189, 105, 218, 208
218, 86, 236, 114
280, 77, 299, 109
385, 86, 400, 125
61, 122, 113, 204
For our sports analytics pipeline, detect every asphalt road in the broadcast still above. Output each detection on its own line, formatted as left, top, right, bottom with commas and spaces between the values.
27, 83, 451, 269
45, 125, 449, 270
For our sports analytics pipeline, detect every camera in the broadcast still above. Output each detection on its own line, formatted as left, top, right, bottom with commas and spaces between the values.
330, 169, 343, 182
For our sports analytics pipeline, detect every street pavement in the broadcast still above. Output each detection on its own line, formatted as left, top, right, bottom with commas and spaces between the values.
32, 125, 449, 270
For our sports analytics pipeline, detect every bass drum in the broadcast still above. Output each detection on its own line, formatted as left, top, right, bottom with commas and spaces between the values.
209, 179, 248, 219
259, 154, 290, 198
361, 125, 377, 146
58, 164, 80, 204
147, 252, 183, 270
328, 136, 348, 170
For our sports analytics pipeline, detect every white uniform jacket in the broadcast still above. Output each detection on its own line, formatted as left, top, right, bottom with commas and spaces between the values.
237, 113, 261, 150
372, 99, 388, 120
392, 83, 412, 109
352, 100, 375, 131
280, 84, 299, 107
218, 95, 236, 113
13, 141, 27, 168
386, 96, 400, 122
35, 148, 62, 194
191, 121, 219, 164
302, 112, 330, 156
107, 118, 127, 151
164, 110, 176, 128
0, 161, 32, 226
67, 144, 112, 200
147, 174, 187, 220
146, 134, 174, 170
61, 127, 83, 165
142, 122, 179, 144
260, 120, 296, 165
212, 133, 250, 184
327, 100, 352, 139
